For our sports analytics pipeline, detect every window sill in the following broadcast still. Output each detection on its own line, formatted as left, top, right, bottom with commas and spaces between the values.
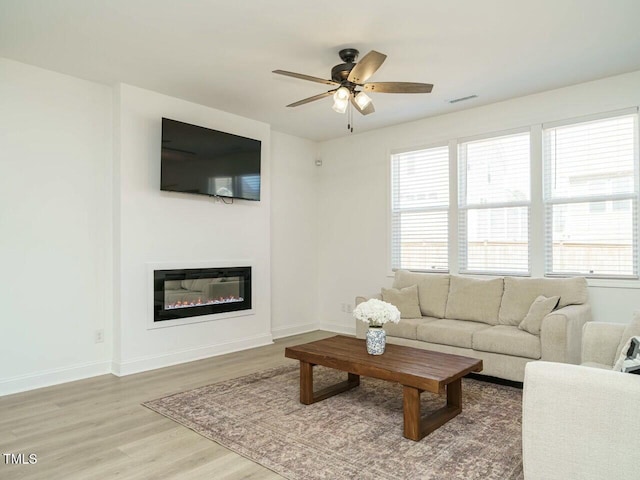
586, 278, 640, 289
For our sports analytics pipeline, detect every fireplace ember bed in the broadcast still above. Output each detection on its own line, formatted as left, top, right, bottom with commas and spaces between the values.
153, 267, 251, 322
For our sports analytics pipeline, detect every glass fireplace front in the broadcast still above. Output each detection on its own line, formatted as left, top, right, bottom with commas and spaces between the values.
153, 266, 251, 322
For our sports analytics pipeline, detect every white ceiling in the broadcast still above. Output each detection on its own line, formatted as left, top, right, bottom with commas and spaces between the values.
1, 0, 640, 141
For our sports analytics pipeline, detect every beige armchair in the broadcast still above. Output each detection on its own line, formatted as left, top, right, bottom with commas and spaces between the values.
522, 321, 640, 480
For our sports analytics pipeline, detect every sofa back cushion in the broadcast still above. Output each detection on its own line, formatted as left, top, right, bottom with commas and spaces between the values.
392, 270, 450, 319
444, 275, 504, 325
498, 277, 589, 325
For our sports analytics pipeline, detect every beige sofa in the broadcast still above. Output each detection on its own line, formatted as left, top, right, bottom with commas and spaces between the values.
522, 320, 640, 479
356, 270, 592, 382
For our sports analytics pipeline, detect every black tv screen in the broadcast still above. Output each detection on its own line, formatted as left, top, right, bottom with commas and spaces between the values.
161, 118, 261, 201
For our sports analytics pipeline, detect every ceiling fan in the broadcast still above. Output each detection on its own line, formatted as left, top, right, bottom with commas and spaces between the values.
273, 48, 433, 119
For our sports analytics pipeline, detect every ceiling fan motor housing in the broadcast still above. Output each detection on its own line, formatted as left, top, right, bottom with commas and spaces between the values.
331, 48, 360, 84
331, 63, 355, 83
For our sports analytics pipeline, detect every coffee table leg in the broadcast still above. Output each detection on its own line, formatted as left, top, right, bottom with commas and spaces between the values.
403, 378, 463, 441
447, 377, 462, 410
298, 361, 360, 405
300, 361, 315, 404
403, 386, 422, 441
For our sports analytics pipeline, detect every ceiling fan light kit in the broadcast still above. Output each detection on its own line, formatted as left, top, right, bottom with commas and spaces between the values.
332, 86, 350, 113
354, 91, 372, 109
273, 48, 434, 131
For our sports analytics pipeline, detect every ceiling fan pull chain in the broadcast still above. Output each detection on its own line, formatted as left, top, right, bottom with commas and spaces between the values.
350, 103, 354, 133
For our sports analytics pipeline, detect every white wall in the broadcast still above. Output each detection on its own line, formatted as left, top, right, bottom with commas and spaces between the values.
113, 84, 273, 375
0, 59, 321, 395
318, 70, 640, 332
270, 132, 319, 338
0, 58, 113, 395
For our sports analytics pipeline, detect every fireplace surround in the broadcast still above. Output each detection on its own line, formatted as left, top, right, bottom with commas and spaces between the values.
152, 266, 252, 326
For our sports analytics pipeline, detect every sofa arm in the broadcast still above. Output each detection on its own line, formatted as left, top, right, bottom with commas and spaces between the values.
354, 294, 382, 339
540, 303, 592, 364
581, 322, 625, 366
522, 361, 640, 480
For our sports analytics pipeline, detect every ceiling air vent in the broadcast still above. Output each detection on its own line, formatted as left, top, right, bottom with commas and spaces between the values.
449, 95, 478, 104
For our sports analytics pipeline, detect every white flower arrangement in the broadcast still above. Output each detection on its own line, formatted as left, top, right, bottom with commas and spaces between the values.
353, 298, 401, 327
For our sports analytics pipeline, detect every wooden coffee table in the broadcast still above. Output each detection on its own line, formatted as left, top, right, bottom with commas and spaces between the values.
284, 335, 482, 441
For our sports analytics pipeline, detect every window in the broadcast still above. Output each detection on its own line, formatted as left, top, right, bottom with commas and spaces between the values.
390, 146, 449, 271
458, 132, 530, 274
543, 112, 638, 278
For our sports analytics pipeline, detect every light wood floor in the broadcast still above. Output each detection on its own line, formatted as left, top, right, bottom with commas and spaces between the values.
0, 330, 335, 480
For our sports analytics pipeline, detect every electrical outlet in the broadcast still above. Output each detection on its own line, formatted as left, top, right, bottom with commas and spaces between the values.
95, 329, 104, 344
340, 303, 353, 313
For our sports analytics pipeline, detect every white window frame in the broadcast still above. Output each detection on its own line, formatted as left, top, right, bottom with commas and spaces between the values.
389, 143, 450, 273
458, 128, 532, 276
542, 108, 639, 279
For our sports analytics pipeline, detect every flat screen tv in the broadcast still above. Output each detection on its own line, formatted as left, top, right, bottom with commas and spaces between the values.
161, 118, 261, 201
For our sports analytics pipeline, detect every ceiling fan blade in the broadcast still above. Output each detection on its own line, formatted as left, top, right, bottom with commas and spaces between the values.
286, 91, 334, 107
363, 82, 434, 93
347, 50, 387, 84
273, 70, 339, 86
350, 95, 375, 116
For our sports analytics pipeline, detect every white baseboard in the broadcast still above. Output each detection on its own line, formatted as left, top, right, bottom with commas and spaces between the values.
112, 333, 274, 376
271, 323, 318, 339
0, 361, 112, 397
318, 321, 356, 336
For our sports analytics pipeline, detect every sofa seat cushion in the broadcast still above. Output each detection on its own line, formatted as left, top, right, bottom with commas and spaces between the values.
384, 317, 438, 340
472, 325, 541, 359
393, 270, 450, 319
416, 319, 491, 349
498, 276, 588, 326
444, 275, 504, 325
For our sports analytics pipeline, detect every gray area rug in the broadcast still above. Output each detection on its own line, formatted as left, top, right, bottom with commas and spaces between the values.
143, 364, 524, 480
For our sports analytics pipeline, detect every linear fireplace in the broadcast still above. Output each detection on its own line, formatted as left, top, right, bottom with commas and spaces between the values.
153, 266, 252, 323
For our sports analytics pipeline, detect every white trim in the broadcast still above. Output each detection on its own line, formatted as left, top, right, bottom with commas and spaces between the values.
111, 333, 273, 376
530, 124, 545, 277
318, 321, 356, 336
389, 141, 450, 157
0, 361, 112, 397
386, 146, 393, 276
542, 107, 639, 130
456, 125, 532, 145
545, 193, 637, 205
462, 200, 531, 209
448, 138, 460, 274
587, 278, 640, 289
146, 260, 255, 330
271, 323, 318, 339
